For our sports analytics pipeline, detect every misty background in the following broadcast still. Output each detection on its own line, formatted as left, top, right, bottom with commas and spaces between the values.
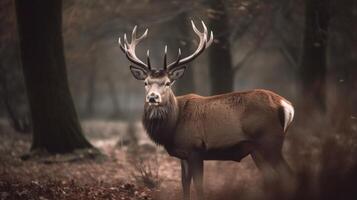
1, 0, 304, 121
0, 0, 357, 200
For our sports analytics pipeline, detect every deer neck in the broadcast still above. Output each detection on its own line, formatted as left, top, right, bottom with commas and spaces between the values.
142, 91, 179, 146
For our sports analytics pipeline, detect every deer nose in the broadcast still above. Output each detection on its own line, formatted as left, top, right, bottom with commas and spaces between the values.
147, 93, 160, 103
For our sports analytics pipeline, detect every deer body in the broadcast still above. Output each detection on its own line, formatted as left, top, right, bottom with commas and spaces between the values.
143, 89, 292, 161
142, 89, 294, 200
118, 21, 294, 200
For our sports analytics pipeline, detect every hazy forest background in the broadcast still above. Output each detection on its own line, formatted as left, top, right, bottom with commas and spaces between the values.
0, 0, 356, 199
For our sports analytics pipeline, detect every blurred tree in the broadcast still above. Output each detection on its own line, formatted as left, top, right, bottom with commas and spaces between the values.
319, 3, 357, 199
15, 0, 93, 153
107, 75, 122, 119
85, 66, 97, 116
171, 11, 196, 96
328, 0, 357, 134
0, 0, 31, 133
300, 0, 330, 112
232, 5, 272, 74
84, 45, 97, 117
0, 64, 31, 133
207, 0, 233, 95
272, 0, 303, 70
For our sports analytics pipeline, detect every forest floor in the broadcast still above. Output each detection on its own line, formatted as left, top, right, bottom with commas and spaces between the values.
0, 119, 264, 200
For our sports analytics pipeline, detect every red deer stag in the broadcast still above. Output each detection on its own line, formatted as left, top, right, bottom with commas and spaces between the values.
118, 21, 294, 200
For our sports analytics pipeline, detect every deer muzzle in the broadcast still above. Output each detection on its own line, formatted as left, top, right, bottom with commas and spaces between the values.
146, 92, 161, 106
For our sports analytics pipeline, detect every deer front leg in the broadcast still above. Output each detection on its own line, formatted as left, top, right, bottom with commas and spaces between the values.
189, 153, 204, 200
181, 159, 192, 200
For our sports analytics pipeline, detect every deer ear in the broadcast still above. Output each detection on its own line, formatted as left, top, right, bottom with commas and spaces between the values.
169, 66, 186, 80
130, 65, 148, 80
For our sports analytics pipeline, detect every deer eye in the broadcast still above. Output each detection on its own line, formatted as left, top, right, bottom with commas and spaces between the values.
144, 82, 148, 86
165, 82, 171, 86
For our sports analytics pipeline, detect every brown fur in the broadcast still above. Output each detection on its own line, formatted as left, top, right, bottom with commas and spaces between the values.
143, 91, 178, 146
143, 89, 291, 159
142, 88, 294, 200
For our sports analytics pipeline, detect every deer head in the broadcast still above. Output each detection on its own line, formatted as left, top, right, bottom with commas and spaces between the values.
118, 21, 213, 106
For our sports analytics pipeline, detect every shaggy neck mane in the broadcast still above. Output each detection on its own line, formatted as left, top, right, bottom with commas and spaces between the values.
142, 91, 178, 146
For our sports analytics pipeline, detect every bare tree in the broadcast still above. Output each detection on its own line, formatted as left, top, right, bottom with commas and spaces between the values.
171, 12, 196, 96
0, 63, 31, 133
232, 6, 273, 74
15, 0, 94, 153
300, 0, 330, 112
207, 0, 233, 95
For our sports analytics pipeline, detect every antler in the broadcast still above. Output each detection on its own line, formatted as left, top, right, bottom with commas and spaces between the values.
118, 26, 151, 70
166, 20, 213, 70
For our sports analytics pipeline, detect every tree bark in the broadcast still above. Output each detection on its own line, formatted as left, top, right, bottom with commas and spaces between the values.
300, 0, 330, 112
15, 0, 93, 153
207, 0, 233, 95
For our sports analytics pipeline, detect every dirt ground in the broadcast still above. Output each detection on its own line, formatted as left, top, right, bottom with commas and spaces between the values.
0, 119, 264, 200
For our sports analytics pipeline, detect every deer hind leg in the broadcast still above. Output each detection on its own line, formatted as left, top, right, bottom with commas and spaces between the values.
181, 159, 192, 200
251, 139, 294, 199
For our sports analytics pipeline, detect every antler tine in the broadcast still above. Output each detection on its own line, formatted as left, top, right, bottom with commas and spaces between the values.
206, 31, 214, 47
201, 20, 208, 40
191, 20, 200, 35
132, 25, 137, 40
173, 48, 182, 66
124, 33, 128, 45
118, 37, 129, 53
118, 37, 125, 51
167, 20, 213, 70
146, 49, 151, 69
163, 45, 168, 70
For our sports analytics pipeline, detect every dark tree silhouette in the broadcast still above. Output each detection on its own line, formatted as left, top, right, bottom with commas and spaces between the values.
15, 0, 93, 153
207, 0, 233, 95
300, 0, 330, 112
0, 74, 31, 133
328, 0, 357, 131
172, 12, 196, 96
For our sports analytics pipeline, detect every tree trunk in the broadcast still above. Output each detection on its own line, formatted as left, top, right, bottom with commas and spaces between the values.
327, 0, 357, 137
85, 63, 96, 117
321, 1, 357, 195
207, 0, 233, 95
15, 0, 93, 153
299, 0, 330, 112
172, 12, 195, 96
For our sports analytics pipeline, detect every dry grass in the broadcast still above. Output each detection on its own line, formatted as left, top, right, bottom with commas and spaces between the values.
0, 118, 356, 200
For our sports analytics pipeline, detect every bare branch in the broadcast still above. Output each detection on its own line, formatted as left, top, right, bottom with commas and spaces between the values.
233, 8, 273, 73
273, 26, 299, 69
